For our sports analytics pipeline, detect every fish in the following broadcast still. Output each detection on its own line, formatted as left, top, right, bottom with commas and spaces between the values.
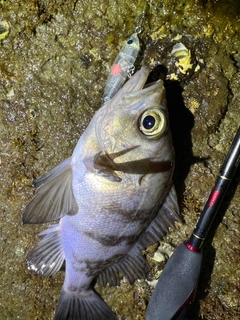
23, 64, 180, 320
102, 32, 140, 106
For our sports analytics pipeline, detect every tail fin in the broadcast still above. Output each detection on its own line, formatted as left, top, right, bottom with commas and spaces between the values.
54, 288, 116, 320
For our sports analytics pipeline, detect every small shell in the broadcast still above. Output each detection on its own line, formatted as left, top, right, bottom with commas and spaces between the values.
0, 20, 10, 40
151, 250, 165, 263
171, 42, 192, 74
171, 42, 189, 59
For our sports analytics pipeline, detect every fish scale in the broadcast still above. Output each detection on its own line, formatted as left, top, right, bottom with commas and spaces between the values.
23, 64, 180, 320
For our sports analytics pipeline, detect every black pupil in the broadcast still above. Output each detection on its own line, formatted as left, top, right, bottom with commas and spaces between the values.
127, 39, 133, 44
143, 115, 155, 130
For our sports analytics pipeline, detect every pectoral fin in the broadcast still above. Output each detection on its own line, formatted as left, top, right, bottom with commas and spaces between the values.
23, 157, 78, 224
84, 152, 122, 182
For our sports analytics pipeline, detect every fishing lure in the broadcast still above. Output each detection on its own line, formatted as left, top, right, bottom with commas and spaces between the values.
102, 32, 140, 105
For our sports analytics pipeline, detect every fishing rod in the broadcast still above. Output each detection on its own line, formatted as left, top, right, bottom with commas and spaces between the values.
146, 127, 240, 320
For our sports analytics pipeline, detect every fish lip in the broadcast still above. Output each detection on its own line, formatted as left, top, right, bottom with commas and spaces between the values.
113, 65, 150, 95
142, 79, 164, 94
143, 79, 163, 89
122, 71, 165, 105
127, 65, 151, 91
122, 80, 165, 112
125, 66, 164, 93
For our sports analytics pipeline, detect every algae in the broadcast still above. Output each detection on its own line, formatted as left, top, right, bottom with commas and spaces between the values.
0, 0, 239, 319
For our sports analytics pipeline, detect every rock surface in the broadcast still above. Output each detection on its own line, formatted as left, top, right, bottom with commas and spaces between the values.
0, 0, 239, 319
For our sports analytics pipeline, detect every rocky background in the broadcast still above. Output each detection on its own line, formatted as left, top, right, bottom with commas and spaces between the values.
0, 0, 239, 319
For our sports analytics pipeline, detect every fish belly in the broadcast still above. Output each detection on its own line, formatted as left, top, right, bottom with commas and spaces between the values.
59, 210, 135, 292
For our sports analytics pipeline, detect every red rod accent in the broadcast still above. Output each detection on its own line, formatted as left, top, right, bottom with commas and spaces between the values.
208, 190, 220, 207
185, 241, 202, 253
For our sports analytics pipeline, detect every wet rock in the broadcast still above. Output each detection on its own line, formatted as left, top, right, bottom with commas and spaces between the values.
0, 0, 239, 319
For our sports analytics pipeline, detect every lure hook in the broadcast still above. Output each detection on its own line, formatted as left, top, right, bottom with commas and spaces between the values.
135, 12, 145, 35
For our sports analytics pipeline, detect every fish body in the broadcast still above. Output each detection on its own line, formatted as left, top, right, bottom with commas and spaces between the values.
23, 65, 180, 320
102, 33, 140, 106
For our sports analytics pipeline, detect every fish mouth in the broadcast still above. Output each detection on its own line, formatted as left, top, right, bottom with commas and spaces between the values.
114, 65, 151, 96
95, 65, 166, 172
118, 65, 165, 94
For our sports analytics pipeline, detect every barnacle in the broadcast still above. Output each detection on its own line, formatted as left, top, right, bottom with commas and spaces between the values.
0, 20, 10, 40
186, 97, 200, 114
171, 42, 192, 74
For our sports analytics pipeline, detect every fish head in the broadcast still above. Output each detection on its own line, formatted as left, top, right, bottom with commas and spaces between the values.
95, 66, 173, 171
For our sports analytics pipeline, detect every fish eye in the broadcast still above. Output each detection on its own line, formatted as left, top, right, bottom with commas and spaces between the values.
142, 115, 155, 130
139, 109, 166, 139
127, 38, 133, 45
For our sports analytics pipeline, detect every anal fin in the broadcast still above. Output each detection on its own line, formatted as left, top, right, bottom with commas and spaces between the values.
26, 224, 64, 277
97, 244, 149, 286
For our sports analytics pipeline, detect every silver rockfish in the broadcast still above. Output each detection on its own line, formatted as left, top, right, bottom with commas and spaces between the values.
23, 65, 180, 320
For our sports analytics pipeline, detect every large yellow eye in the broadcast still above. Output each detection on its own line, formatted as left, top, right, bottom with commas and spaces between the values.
139, 108, 166, 139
